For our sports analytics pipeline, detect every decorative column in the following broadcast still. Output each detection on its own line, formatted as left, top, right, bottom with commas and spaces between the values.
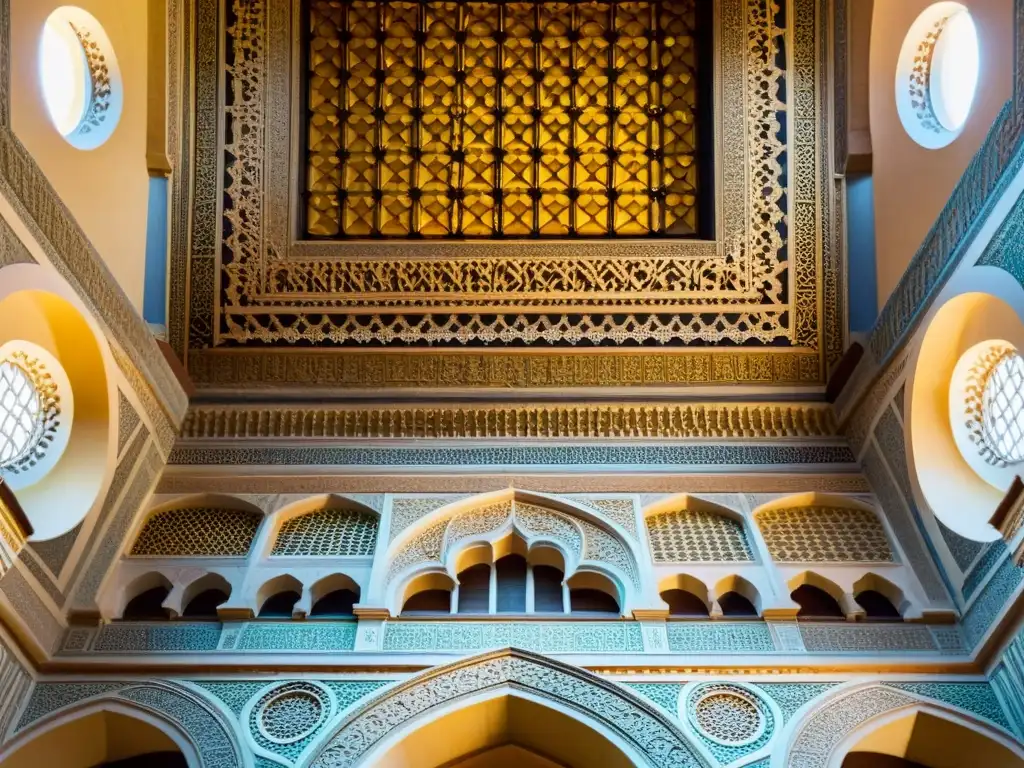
525, 563, 535, 613
0, 480, 30, 578
488, 563, 497, 614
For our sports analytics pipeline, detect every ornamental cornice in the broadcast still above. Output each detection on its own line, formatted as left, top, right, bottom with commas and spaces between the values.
179, 401, 838, 441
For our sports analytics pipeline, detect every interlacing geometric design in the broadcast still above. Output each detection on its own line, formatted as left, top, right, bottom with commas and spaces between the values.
646, 509, 753, 562
965, 345, 1024, 466
304, 0, 701, 238
272, 509, 379, 556
255, 683, 328, 744
0, 352, 61, 476
756, 506, 893, 563
130, 507, 263, 557
690, 687, 764, 746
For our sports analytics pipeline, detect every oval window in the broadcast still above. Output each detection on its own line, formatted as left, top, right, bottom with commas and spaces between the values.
896, 3, 980, 149
38, 7, 122, 149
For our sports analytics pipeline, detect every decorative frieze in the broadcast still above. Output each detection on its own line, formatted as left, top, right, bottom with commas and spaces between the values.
180, 402, 838, 441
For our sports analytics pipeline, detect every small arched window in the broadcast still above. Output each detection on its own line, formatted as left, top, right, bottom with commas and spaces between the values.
182, 588, 229, 619
402, 589, 452, 614
495, 554, 527, 613
533, 565, 564, 613
456, 563, 491, 614
570, 588, 619, 614
310, 589, 358, 618
719, 591, 758, 617
123, 586, 171, 621
259, 590, 301, 618
791, 584, 844, 619
855, 589, 902, 621
661, 588, 709, 617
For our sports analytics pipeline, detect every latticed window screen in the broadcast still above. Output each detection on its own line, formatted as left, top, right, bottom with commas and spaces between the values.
271, 509, 380, 556
305, 0, 700, 238
131, 508, 263, 557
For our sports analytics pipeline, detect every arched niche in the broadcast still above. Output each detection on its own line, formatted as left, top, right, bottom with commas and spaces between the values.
129, 494, 265, 558
267, 494, 380, 558
852, 573, 908, 620
0, 708, 187, 768
773, 682, 1024, 768
118, 572, 173, 620
380, 490, 641, 616
0, 682, 244, 768
306, 649, 710, 768
752, 493, 893, 564
643, 494, 754, 564
841, 710, 1022, 767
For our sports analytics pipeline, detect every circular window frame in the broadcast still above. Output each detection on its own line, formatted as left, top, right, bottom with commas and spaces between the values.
895, 2, 980, 149
686, 683, 768, 748
255, 684, 328, 746
38, 6, 123, 150
950, 339, 1024, 492
0, 340, 73, 492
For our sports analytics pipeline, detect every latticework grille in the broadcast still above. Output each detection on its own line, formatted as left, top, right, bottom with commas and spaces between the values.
645, 510, 752, 562
130, 508, 263, 557
756, 506, 893, 563
0, 354, 61, 475
305, 0, 700, 238
272, 509, 379, 556
982, 352, 1024, 464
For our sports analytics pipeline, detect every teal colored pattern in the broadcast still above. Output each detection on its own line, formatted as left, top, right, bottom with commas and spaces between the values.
235, 623, 358, 652
667, 622, 775, 653
191, 681, 268, 716
685, 684, 774, 766
889, 683, 1011, 730
322, 681, 392, 713
622, 683, 683, 719
17, 683, 125, 729
756, 683, 838, 723
963, 557, 1024, 647
963, 541, 1008, 599
383, 621, 643, 653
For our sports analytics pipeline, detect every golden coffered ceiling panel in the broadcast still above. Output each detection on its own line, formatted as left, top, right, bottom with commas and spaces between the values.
167, 0, 844, 390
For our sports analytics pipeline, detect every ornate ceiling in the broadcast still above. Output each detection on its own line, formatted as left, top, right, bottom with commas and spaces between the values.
168, 0, 845, 394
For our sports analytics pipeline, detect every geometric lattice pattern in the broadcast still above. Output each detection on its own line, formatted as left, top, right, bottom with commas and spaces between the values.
271, 509, 379, 556
130, 507, 263, 557
258, 688, 325, 743
646, 510, 753, 562
305, 0, 700, 238
756, 506, 892, 563
981, 351, 1024, 465
693, 690, 763, 745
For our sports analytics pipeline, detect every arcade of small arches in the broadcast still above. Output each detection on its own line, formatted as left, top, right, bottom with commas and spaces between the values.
103, 490, 920, 625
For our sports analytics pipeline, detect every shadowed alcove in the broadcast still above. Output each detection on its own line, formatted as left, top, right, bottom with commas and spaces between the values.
0, 711, 187, 768
369, 694, 637, 768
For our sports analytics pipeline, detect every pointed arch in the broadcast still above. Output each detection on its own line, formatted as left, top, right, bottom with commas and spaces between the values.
0, 682, 245, 768
304, 649, 711, 768
773, 681, 1024, 768
377, 490, 642, 615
